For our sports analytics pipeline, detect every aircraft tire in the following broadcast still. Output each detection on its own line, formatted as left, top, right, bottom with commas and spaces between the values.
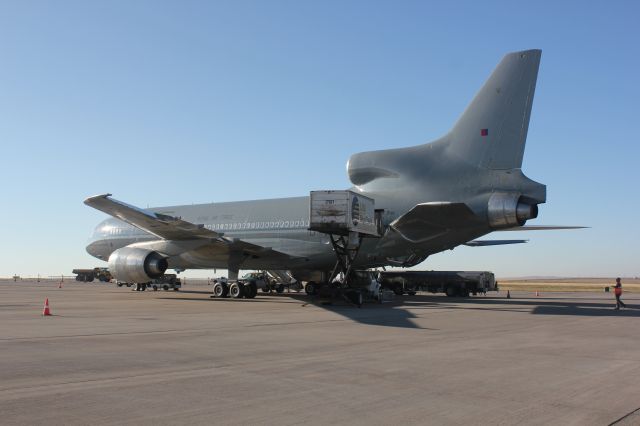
117, 283, 123, 287
244, 282, 258, 299
213, 282, 226, 298
445, 286, 456, 297
305, 281, 317, 296
276, 284, 285, 294
141, 284, 147, 291
134, 283, 140, 291
229, 282, 243, 299
393, 286, 404, 296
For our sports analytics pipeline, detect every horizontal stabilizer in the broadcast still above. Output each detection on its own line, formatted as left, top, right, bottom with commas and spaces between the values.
465, 239, 528, 247
498, 225, 589, 232
390, 202, 480, 243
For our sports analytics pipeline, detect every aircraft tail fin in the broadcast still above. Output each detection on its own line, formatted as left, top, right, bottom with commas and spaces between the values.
446, 49, 541, 169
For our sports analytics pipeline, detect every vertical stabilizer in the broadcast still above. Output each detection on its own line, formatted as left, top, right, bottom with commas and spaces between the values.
447, 49, 541, 169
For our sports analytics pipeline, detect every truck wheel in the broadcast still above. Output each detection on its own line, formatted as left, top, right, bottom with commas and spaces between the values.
305, 281, 317, 296
163, 285, 169, 291
141, 284, 147, 291
445, 286, 456, 297
276, 284, 285, 294
262, 285, 271, 293
393, 286, 404, 296
229, 282, 243, 299
117, 283, 123, 287
407, 291, 416, 296
152, 285, 158, 291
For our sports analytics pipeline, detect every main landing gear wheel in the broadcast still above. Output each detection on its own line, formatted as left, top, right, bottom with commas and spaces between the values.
276, 284, 285, 294
213, 282, 228, 298
229, 282, 244, 299
305, 281, 317, 296
244, 282, 258, 299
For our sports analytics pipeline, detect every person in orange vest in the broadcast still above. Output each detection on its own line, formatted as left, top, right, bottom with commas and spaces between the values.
614, 277, 626, 310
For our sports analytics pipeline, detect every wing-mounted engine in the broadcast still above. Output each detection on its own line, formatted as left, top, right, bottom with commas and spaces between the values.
487, 192, 538, 229
108, 247, 168, 283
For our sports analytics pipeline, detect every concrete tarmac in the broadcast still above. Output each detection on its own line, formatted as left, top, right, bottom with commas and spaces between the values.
1, 280, 639, 425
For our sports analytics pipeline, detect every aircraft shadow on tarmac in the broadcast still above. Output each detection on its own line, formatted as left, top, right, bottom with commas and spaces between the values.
157, 291, 639, 329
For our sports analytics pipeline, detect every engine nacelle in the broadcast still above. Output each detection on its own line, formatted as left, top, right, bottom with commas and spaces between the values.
108, 247, 168, 283
487, 192, 538, 229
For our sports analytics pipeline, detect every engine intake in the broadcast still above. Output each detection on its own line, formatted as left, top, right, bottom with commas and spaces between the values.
108, 247, 168, 283
487, 193, 538, 228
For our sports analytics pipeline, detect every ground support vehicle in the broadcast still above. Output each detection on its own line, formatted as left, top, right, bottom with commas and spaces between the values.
303, 270, 387, 307
116, 274, 182, 292
379, 271, 496, 297
72, 267, 112, 282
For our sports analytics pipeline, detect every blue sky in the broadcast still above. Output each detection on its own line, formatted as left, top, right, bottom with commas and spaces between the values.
0, 0, 638, 278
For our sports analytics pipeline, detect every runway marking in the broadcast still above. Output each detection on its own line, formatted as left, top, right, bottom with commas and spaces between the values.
609, 406, 640, 425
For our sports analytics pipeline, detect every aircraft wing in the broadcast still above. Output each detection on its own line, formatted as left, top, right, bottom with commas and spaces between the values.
85, 193, 221, 240
464, 239, 528, 247
84, 194, 298, 261
389, 202, 481, 243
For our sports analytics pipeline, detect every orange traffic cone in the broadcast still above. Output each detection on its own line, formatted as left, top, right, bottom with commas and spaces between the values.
506, 290, 511, 299
42, 298, 51, 316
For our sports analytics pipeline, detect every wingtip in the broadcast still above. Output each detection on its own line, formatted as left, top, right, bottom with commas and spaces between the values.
84, 193, 113, 205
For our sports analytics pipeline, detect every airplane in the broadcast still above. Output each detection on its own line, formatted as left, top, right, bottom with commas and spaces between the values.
84, 49, 580, 292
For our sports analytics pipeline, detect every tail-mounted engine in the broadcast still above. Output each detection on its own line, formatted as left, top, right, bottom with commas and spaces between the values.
487, 192, 538, 229
108, 247, 168, 283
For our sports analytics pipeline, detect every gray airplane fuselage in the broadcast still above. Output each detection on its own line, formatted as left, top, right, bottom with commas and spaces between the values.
85, 49, 548, 281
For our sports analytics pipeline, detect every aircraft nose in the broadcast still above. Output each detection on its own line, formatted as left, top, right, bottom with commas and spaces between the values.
86, 240, 107, 260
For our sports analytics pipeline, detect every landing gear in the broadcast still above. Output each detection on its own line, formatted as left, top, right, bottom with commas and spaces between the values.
244, 282, 258, 299
305, 281, 317, 296
213, 282, 228, 298
229, 282, 244, 299
275, 284, 285, 294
